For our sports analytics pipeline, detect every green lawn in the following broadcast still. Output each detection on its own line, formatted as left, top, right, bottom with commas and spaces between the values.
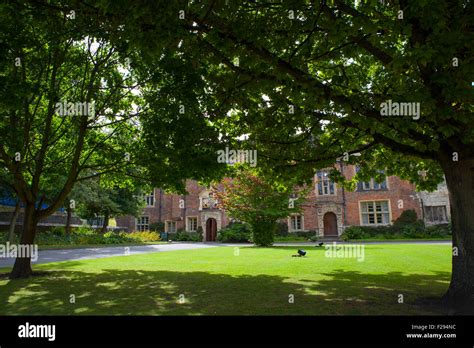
344, 238, 451, 242
274, 237, 452, 243
0, 244, 451, 315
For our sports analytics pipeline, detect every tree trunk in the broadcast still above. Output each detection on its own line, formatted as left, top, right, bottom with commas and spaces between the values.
9, 203, 37, 279
100, 213, 109, 234
8, 201, 21, 243
441, 158, 474, 314
65, 205, 72, 235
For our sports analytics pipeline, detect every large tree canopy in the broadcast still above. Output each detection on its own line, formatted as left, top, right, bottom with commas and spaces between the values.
83, 0, 473, 313
2, 0, 473, 312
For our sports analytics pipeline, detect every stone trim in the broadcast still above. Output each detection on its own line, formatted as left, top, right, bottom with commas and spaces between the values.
317, 204, 344, 236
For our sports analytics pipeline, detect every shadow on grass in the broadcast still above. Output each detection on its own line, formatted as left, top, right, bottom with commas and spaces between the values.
0, 266, 450, 316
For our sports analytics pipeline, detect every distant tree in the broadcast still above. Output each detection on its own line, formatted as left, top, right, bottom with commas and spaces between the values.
213, 167, 307, 246
73, 178, 145, 233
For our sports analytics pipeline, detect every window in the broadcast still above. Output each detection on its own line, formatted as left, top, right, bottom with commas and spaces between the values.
373, 180, 386, 190
356, 167, 387, 191
166, 221, 177, 233
360, 178, 387, 190
145, 191, 155, 207
360, 201, 390, 225
136, 216, 149, 231
424, 206, 448, 223
289, 215, 303, 231
187, 217, 198, 232
316, 171, 335, 195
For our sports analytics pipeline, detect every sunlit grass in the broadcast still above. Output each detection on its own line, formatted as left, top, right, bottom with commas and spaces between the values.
0, 244, 451, 315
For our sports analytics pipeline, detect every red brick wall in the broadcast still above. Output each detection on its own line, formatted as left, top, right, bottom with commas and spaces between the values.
343, 182, 421, 226
117, 168, 422, 232
343, 167, 421, 226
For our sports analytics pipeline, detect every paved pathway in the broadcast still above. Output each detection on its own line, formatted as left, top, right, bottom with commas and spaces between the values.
0, 242, 241, 268
0, 240, 450, 269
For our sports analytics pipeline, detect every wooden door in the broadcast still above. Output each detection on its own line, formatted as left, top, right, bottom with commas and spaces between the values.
206, 218, 217, 241
323, 212, 338, 236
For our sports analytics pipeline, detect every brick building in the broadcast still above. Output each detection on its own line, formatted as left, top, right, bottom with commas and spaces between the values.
116, 164, 450, 241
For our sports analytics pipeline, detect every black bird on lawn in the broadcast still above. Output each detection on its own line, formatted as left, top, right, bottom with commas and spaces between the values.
292, 249, 307, 257
317, 242, 324, 247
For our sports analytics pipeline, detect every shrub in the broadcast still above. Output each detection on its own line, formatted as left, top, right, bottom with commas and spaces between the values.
361, 225, 392, 237
12, 224, 165, 246
103, 231, 134, 244
196, 226, 204, 241
49, 226, 66, 236
400, 220, 425, 238
226, 221, 251, 234
34, 226, 153, 246
275, 222, 289, 237
73, 233, 104, 245
341, 221, 451, 241
393, 210, 418, 231
149, 222, 164, 233
424, 224, 451, 238
74, 225, 97, 236
217, 222, 251, 243
36, 231, 72, 245
251, 220, 276, 246
129, 231, 161, 242
341, 226, 366, 241
174, 231, 202, 242
293, 231, 316, 239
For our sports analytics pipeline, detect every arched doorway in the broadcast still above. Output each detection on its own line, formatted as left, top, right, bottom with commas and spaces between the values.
206, 218, 217, 241
323, 212, 338, 236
